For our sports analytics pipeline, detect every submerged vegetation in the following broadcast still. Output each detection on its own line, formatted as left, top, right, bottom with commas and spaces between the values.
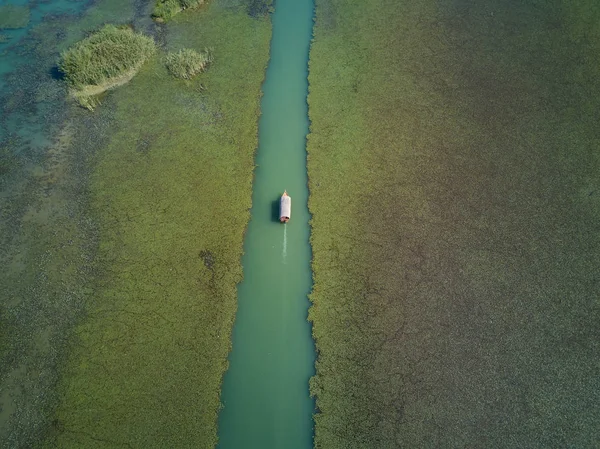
59, 24, 155, 109
307, 0, 600, 447
0, 1, 142, 445
0, 5, 30, 29
165, 48, 213, 79
152, 0, 206, 22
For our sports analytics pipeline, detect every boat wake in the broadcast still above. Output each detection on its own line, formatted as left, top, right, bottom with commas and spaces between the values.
283, 223, 287, 263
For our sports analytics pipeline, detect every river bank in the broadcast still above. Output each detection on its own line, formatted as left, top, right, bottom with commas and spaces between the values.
307, 0, 600, 446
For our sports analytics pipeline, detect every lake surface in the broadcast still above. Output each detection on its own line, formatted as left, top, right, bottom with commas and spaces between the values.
216, 0, 316, 447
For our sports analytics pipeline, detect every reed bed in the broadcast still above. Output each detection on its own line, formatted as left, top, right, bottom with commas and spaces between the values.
152, 0, 206, 21
165, 48, 213, 79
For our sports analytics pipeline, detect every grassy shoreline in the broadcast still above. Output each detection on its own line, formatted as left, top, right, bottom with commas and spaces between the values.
307, 0, 600, 447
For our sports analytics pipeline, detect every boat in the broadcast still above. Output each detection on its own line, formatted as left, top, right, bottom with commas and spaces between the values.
280, 190, 291, 223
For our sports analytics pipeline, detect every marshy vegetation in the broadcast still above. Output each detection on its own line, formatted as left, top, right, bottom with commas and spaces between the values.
59, 24, 156, 109
1, 0, 270, 445
0, 5, 30, 29
165, 48, 213, 79
152, 0, 206, 22
0, 2, 136, 446
307, 0, 600, 447
45, 3, 272, 447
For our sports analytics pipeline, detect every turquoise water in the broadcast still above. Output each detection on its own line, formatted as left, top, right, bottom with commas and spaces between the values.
0, 0, 89, 151
217, 0, 316, 447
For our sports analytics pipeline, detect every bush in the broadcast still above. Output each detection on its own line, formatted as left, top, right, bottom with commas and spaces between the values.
59, 25, 156, 90
0, 5, 30, 29
180, 0, 205, 8
152, 0, 182, 21
165, 48, 213, 80
152, 0, 205, 21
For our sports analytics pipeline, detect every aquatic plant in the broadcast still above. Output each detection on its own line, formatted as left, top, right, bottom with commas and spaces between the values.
0, 34, 9, 43
59, 25, 155, 109
0, 141, 21, 176
152, 0, 205, 22
165, 48, 213, 79
0, 5, 30, 29
152, 0, 182, 21
60, 25, 155, 89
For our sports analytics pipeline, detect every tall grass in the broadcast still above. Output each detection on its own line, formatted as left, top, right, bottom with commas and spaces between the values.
165, 48, 212, 79
152, 0, 206, 21
59, 25, 155, 109
0, 5, 30, 29
60, 25, 155, 90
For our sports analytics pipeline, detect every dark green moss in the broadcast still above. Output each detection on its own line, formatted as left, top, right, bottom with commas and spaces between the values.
247, 0, 273, 18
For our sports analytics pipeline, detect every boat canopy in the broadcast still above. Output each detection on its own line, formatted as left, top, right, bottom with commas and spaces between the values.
280, 191, 291, 222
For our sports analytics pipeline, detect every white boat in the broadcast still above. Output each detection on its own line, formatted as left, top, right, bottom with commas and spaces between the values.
280, 190, 291, 223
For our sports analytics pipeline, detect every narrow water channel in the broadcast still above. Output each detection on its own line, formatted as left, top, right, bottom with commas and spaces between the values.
217, 0, 315, 447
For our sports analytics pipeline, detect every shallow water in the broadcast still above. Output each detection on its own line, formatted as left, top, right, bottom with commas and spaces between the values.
0, 1, 141, 445
217, 0, 315, 447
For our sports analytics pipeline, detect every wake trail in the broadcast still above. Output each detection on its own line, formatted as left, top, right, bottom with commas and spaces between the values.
283, 223, 287, 263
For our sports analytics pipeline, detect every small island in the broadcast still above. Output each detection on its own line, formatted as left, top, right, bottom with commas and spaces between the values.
59, 24, 156, 109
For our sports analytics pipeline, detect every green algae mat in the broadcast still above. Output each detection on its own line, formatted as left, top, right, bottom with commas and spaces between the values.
307, 0, 600, 447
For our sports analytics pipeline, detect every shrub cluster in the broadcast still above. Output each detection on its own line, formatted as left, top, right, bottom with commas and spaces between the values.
152, 0, 205, 21
59, 25, 156, 89
165, 48, 212, 80
0, 5, 30, 29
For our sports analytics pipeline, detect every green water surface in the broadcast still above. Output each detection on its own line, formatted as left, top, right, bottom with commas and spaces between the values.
217, 0, 315, 447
